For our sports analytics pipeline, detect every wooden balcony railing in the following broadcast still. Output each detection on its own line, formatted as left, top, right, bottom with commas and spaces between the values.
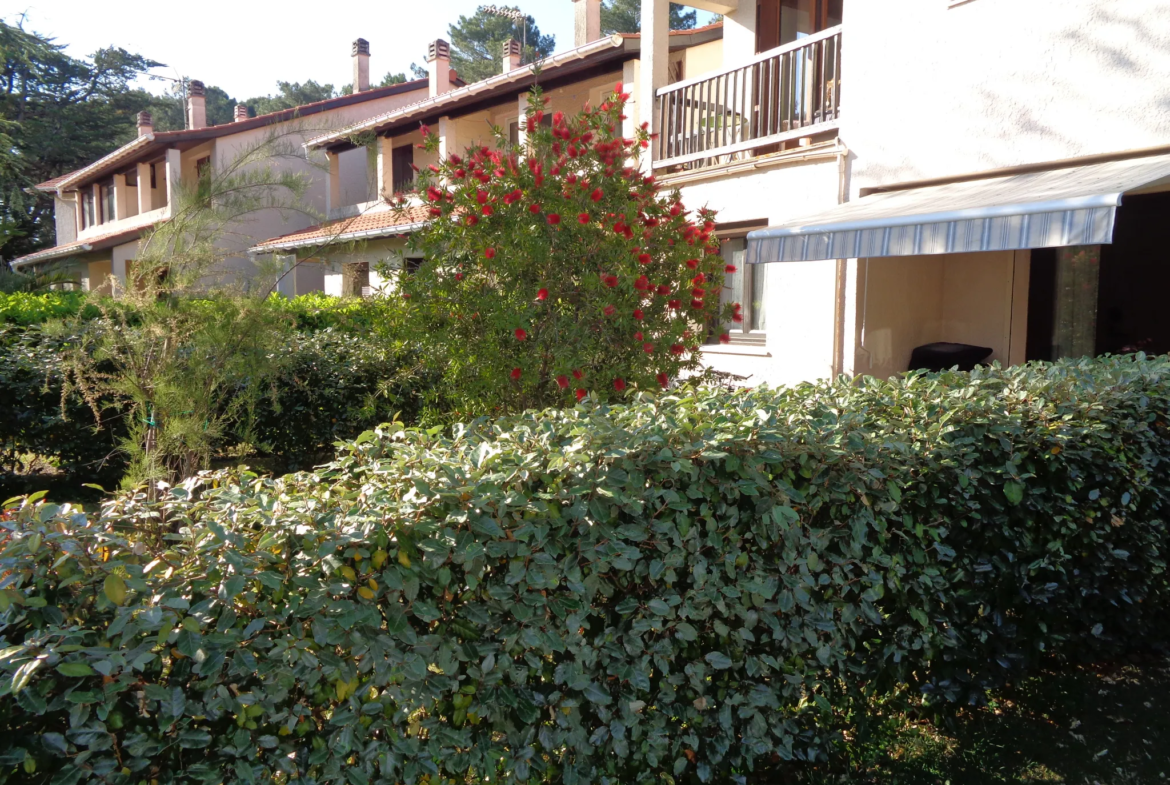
653, 26, 842, 170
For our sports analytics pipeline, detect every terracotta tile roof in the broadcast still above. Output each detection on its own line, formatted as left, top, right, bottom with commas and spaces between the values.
10, 220, 159, 268
250, 204, 433, 252
618, 20, 725, 39
32, 172, 80, 192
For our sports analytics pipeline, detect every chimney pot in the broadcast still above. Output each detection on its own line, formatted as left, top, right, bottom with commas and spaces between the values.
136, 111, 153, 137
502, 39, 522, 73
352, 38, 371, 92
187, 80, 207, 129
426, 39, 452, 98
572, 0, 602, 47
234, 104, 249, 122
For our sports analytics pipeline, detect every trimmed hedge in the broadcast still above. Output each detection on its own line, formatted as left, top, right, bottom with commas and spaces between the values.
0, 292, 96, 326
2, 356, 1170, 783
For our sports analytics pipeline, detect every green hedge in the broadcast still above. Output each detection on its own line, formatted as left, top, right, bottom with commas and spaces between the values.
0, 292, 96, 325
2, 356, 1169, 783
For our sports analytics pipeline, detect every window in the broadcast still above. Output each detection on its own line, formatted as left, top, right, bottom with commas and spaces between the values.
756, 0, 843, 52
80, 189, 96, 230
391, 145, 415, 194
125, 168, 137, 187
99, 179, 115, 224
712, 237, 768, 344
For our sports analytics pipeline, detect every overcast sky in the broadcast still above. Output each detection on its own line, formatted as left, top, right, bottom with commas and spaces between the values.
6, 1, 716, 100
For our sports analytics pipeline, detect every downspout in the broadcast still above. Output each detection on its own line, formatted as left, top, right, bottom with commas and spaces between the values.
831, 140, 851, 377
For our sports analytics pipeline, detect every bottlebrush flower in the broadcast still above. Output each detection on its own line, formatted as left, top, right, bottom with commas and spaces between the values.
613, 378, 626, 391
670, 204, 683, 217
572, 369, 583, 380
692, 287, 706, 297
484, 247, 496, 259
476, 190, 488, 204
465, 215, 478, 227
604, 305, 616, 316
719, 333, 731, 344
732, 313, 744, 323
634, 331, 644, 341
691, 299, 705, 310
529, 204, 541, 214
591, 188, 604, 202
638, 253, 652, 265
514, 328, 527, 341
556, 375, 570, 389
668, 299, 681, 309
511, 367, 522, 380
603, 275, 618, 288
634, 276, 650, 291
537, 288, 548, 301
725, 265, 738, 274
576, 388, 587, 402
578, 213, 590, 224
657, 372, 669, 388
455, 272, 464, 281
643, 342, 654, 354
548, 214, 561, 225
633, 309, 644, 320
482, 205, 494, 216
693, 273, 707, 284
685, 259, 699, 269
670, 344, 684, 355
656, 285, 671, 296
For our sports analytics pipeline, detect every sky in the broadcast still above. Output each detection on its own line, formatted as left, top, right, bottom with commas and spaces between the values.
5, 1, 717, 100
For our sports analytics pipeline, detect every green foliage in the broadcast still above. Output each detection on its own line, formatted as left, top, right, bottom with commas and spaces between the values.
244, 81, 338, 117
0, 323, 124, 484
0, 292, 91, 325
447, 6, 556, 83
600, 0, 699, 34
0, 20, 160, 261
401, 87, 731, 416
4, 355, 1170, 783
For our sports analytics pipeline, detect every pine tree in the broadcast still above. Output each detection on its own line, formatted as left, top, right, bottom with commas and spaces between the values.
600, 0, 698, 34
447, 7, 555, 84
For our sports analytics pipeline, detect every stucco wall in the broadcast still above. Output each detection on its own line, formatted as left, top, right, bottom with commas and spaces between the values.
676, 158, 843, 387
53, 195, 77, 246
843, 0, 1170, 191
859, 251, 1017, 379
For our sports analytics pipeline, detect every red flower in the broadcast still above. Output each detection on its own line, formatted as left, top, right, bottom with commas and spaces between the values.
657, 372, 669, 388
685, 259, 699, 269
553, 111, 565, 125
604, 305, 616, 316
668, 299, 681, 309
633, 276, 650, 291
732, 313, 744, 323
692, 287, 706, 297
465, 215, 478, 227
634, 331, 644, 341
572, 369, 583, 380
691, 299, 705, 310
476, 190, 489, 204
576, 388, 587, 402
725, 265, 738, 274
485, 247, 496, 259
693, 273, 707, 284
455, 272, 464, 281
656, 285, 671, 296
670, 204, 683, 217
453, 168, 466, 179
603, 275, 618, 288
514, 328, 527, 341
548, 214, 561, 225
633, 309, 644, 320
428, 208, 443, 217
591, 188, 604, 202
511, 367, 522, 380
638, 253, 652, 265
556, 375, 570, 389
613, 378, 626, 392
719, 333, 731, 344
578, 213, 590, 224
529, 204, 541, 214
537, 288, 548, 301
670, 344, 684, 355
482, 205, 494, 216
643, 342, 654, 354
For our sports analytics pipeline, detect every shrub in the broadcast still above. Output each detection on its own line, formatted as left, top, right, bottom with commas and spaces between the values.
398, 86, 732, 417
0, 292, 95, 326
3, 356, 1170, 783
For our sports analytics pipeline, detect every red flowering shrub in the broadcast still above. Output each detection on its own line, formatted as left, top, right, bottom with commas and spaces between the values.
398, 86, 733, 414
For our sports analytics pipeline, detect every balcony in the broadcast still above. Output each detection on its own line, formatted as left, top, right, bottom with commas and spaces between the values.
653, 26, 842, 170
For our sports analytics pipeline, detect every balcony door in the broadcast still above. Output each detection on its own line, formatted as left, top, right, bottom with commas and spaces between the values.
756, 0, 843, 53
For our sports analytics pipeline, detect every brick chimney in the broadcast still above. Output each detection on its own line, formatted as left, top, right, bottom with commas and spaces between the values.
234, 104, 249, 122
136, 111, 153, 137
426, 39, 451, 98
187, 80, 207, 129
502, 39, 522, 73
352, 38, 371, 93
572, 0, 602, 47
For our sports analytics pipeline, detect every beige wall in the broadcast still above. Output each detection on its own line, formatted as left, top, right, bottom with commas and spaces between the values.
682, 39, 725, 81
858, 251, 1021, 379
844, 0, 1170, 191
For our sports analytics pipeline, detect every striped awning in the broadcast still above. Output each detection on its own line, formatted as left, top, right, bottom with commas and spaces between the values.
747, 152, 1170, 263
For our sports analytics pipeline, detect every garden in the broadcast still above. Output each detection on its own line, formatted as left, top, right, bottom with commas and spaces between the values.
2, 90, 1169, 784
